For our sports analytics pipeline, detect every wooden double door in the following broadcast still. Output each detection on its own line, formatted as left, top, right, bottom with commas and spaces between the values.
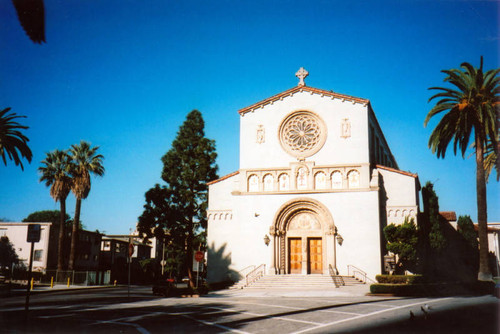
288, 237, 323, 274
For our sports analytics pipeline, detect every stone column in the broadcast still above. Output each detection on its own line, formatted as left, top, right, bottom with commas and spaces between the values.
279, 230, 286, 274
326, 225, 336, 275
269, 227, 276, 275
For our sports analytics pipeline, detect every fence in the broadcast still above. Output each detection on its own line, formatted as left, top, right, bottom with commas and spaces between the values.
12, 270, 111, 286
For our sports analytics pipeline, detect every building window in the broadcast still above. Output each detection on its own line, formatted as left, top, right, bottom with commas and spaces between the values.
331, 171, 342, 189
278, 173, 289, 191
348, 170, 360, 188
102, 241, 111, 251
248, 174, 259, 192
314, 172, 326, 190
34, 250, 43, 261
263, 174, 274, 191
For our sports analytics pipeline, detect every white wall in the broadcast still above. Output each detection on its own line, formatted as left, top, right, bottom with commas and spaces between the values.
0, 223, 52, 271
378, 168, 419, 225
239, 92, 370, 169
207, 188, 382, 281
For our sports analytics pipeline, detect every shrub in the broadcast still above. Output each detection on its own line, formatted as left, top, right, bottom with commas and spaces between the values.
375, 274, 423, 284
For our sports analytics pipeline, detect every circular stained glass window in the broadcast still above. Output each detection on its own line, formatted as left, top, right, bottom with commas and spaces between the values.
279, 111, 326, 158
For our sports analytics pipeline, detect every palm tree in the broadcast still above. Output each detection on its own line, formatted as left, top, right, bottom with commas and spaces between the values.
68, 141, 104, 271
0, 107, 33, 170
39, 150, 73, 271
424, 57, 499, 281
483, 138, 499, 182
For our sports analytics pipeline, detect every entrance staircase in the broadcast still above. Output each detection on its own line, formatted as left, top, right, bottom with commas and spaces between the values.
231, 274, 365, 290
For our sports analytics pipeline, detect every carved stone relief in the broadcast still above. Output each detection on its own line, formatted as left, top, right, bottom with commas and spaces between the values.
341, 118, 351, 138
256, 125, 265, 144
288, 212, 321, 230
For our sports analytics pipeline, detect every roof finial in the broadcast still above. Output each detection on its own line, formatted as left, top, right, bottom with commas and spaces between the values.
295, 67, 309, 87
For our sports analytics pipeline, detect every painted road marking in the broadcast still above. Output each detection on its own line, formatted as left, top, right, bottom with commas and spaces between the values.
291, 297, 452, 334
180, 313, 251, 334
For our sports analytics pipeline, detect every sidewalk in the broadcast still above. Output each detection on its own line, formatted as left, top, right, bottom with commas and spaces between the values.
206, 283, 372, 298
1, 283, 118, 297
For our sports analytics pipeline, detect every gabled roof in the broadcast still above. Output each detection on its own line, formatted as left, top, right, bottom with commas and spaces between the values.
207, 171, 240, 186
439, 211, 457, 222
238, 85, 370, 115
376, 164, 418, 178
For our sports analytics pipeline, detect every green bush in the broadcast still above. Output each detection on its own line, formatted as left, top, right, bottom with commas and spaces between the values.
375, 274, 423, 284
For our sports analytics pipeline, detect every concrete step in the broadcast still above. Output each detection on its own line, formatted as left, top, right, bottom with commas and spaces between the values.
241, 275, 365, 289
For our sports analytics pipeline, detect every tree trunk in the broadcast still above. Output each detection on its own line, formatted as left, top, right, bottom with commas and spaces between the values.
186, 219, 194, 289
68, 198, 81, 271
476, 135, 492, 281
57, 199, 66, 271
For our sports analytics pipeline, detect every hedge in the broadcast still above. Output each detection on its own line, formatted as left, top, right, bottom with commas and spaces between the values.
375, 274, 424, 284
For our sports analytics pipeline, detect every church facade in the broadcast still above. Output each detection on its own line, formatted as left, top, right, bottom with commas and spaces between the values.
207, 68, 420, 283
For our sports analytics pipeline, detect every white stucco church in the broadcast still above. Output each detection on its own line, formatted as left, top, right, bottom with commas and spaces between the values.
207, 68, 420, 283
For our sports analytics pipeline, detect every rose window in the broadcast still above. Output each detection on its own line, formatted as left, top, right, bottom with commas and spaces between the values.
279, 111, 326, 158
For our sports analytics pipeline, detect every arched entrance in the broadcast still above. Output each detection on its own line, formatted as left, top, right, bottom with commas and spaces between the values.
269, 198, 335, 275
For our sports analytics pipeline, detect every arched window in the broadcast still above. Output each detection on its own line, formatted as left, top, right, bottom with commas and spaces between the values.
278, 173, 289, 191
347, 170, 360, 188
331, 171, 342, 189
296, 167, 308, 190
263, 174, 274, 191
314, 171, 326, 190
248, 174, 259, 192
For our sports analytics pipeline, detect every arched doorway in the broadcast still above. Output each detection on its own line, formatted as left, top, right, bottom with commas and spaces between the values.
269, 198, 335, 275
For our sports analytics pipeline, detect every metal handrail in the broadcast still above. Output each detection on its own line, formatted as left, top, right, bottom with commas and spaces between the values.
245, 264, 265, 286
347, 265, 375, 284
238, 265, 256, 279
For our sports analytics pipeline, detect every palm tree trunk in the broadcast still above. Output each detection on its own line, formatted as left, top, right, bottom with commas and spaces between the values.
57, 199, 66, 271
476, 135, 492, 281
68, 198, 81, 271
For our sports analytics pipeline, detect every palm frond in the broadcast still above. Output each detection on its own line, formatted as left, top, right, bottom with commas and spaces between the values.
0, 107, 33, 170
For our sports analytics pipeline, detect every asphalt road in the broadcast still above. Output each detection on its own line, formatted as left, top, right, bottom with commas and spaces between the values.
0, 286, 498, 333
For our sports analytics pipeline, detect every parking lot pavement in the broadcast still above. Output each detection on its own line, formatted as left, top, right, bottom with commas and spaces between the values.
34, 295, 498, 333
2, 286, 497, 333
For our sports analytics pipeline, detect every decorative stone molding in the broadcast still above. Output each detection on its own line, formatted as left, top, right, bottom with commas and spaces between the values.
256, 125, 265, 144
207, 210, 233, 221
386, 206, 418, 224
341, 118, 351, 138
295, 67, 309, 87
242, 164, 365, 193
278, 111, 327, 159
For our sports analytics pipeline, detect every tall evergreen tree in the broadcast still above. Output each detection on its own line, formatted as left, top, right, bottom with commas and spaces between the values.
424, 57, 499, 281
421, 182, 447, 277
138, 110, 218, 288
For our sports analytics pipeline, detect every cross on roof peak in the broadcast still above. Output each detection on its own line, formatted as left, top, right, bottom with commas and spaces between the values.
295, 67, 309, 87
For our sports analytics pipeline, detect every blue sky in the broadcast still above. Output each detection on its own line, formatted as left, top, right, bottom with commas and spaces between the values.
0, 0, 498, 234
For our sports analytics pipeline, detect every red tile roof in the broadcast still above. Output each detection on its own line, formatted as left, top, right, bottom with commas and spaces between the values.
439, 211, 457, 221
376, 164, 418, 178
473, 224, 500, 233
238, 86, 370, 115
207, 171, 239, 186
